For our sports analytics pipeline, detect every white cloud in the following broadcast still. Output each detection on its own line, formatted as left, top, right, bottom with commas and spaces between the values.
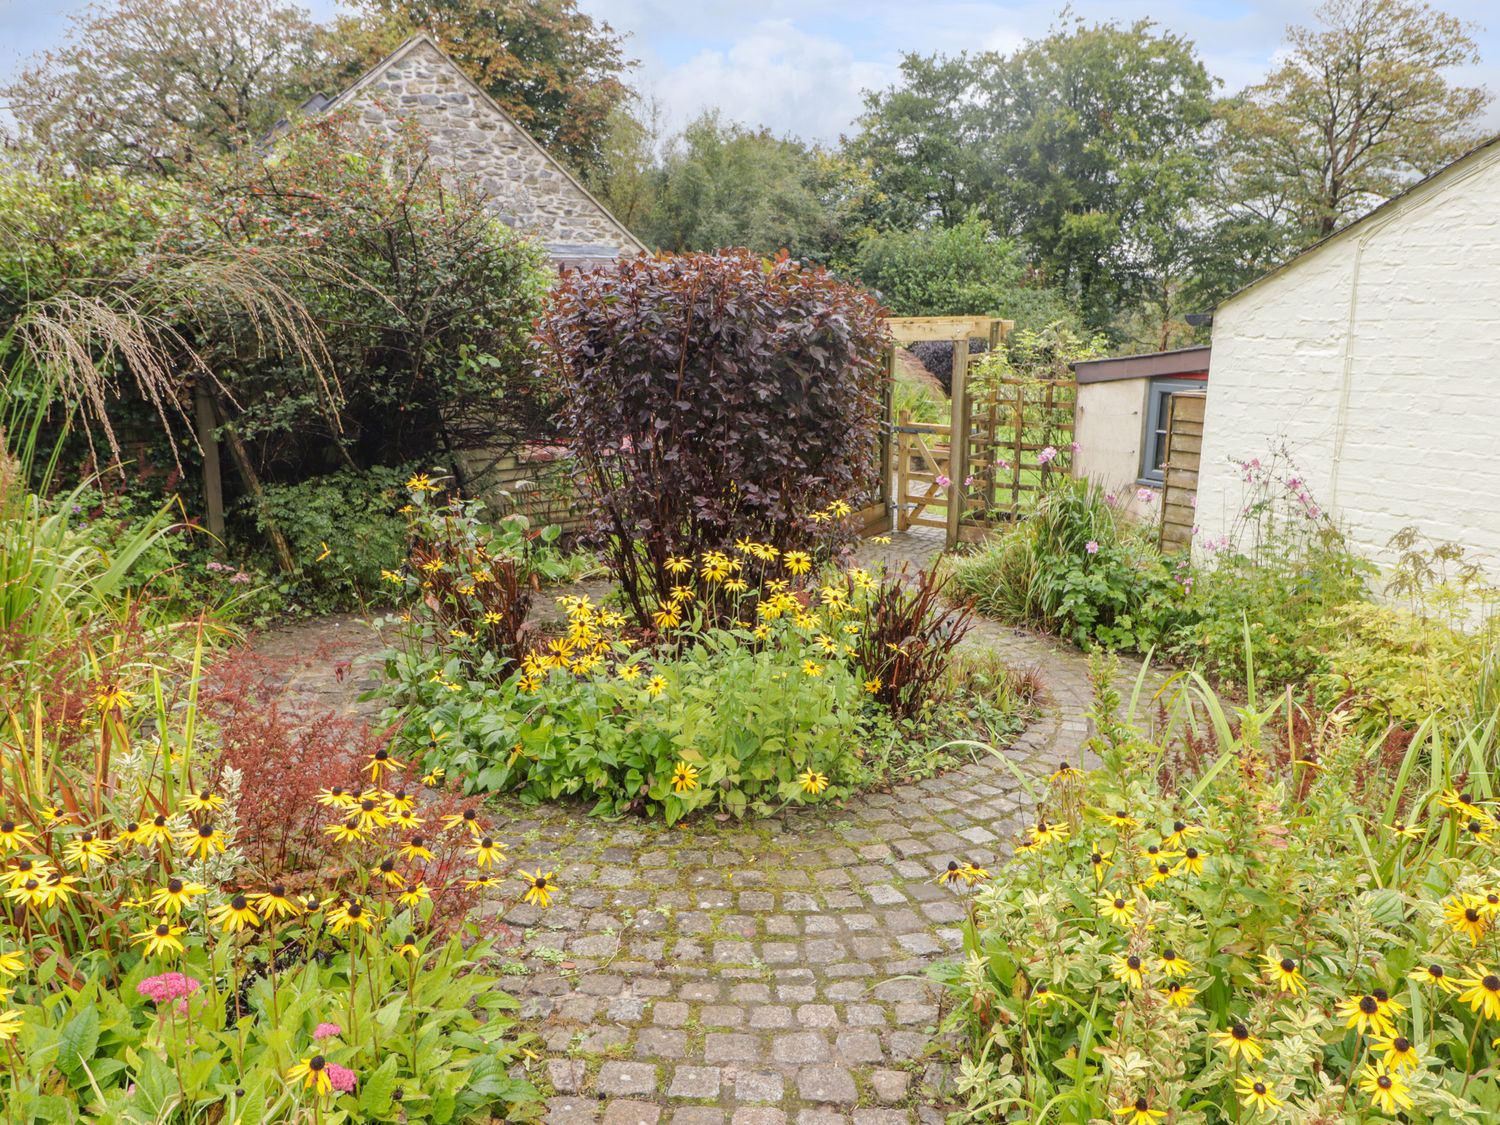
641, 20, 895, 141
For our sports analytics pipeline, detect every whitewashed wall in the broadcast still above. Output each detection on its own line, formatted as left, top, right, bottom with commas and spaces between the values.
1074, 379, 1158, 521
1196, 141, 1500, 569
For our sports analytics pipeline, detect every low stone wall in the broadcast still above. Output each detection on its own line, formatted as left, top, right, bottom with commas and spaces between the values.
467, 445, 590, 535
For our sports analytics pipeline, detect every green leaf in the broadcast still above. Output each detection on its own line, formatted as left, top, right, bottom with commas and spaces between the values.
359, 1053, 400, 1116
56, 1004, 99, 1078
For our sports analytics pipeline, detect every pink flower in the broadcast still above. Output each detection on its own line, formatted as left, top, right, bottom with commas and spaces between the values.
314, 1022, 343, 1041
1085, 540, 1099, 555
137, 973, 202, 1004
326, 1063, 358, 1093
1037, 445, 1057, 466
1136, 487, 1155, 504
1069, 441, 1080, 453
935, 474, 951, 489
963, 475, 974, 488
1104, 492, 1117, 505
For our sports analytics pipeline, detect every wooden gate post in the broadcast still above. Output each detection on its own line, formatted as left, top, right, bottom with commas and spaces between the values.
193, 380, 226, 550
945, 339, 970, 548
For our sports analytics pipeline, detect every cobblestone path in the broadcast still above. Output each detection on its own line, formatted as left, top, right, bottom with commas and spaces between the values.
245, 532, 1134, 1124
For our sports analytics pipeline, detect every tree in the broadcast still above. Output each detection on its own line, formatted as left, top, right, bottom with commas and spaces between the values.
844, 53, 1002, 229
344, 0, 633, 177
1, 0, 327, 172
850, 214, 1071, 329
1204, 0, 1489, 297
638, 113, 848, 262
848, 19, 1216, 331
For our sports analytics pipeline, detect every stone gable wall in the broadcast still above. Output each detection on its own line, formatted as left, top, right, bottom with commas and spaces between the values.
342, 40, 639, 254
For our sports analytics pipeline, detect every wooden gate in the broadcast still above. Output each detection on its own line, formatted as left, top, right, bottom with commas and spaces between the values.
1158, 392, 1205, 553
881, 317, 1011, 546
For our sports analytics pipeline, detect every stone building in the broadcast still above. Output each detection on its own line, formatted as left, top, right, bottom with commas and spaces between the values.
317, 33, 647, 268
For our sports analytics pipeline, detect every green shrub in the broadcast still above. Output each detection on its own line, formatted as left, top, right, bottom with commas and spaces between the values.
935, 658, 1500, 1124
950, 478, 1175, 649
392, 621, 867, 823
253, 465, 413, 614
851, 214, 1073, 329
1312, 601, 1495, 728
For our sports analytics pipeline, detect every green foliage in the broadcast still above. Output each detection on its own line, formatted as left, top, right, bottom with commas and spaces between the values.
850, 17, 1214, 331
1, 932, 536, 1123
936, 663, 1500, 1124
951, 480, 1175, 651
638, 112, 853, 262
1312, 601, 1493, 728
851, 215, 1072, 329
392, 623, 868, 823
1, 0, 328, 172
254, 465, 415, 615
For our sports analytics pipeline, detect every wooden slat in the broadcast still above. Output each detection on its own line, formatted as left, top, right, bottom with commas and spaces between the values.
883, 316, 999, 343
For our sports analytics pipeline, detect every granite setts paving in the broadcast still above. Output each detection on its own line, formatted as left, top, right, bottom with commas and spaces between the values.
248, 529, 1135, 1123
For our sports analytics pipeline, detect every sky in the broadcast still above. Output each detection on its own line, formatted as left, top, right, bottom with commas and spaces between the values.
2, 0, 1498, 143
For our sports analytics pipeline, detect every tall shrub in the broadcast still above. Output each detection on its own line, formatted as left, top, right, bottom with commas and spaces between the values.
537, 249, 887, 623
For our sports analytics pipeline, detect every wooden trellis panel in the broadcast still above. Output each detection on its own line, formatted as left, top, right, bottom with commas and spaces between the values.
1159, 392, 1206, 553
954, 373, 1077, 537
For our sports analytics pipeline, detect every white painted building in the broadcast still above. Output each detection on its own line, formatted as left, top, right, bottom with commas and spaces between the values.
1195, 136, 1500, 568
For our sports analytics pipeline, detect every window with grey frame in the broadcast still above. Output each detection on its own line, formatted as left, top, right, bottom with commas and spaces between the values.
1139, 379, 1202, 484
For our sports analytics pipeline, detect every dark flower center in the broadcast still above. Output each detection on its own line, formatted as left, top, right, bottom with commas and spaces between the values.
1469, 819, 1483, 833
168, 879, 183, 893
946, 861, 959, 871
481, 837, 494, 848
1373, 988, 1389, 1002
331, 787, 344, 796
361, 799, 376, 812
1113, 898, 1126, 909
1134, 1098, 1149, 1112
126, 822, 138, 832
535, 876, 547, 888
1163, 949, 1176, 960
1156, 864, 1170, 875
1280, 957, 1295, 972
1232, 1024, 1249, 1040
1461, 792, 1473, 804
0, 822, 12, 833
155, 924, 169, 936
393, 791, 407, 802
1467, 908, 1482, 922
22, 880, 36, 890
271, 884, 285, 897
1430, 964, 1445, 978
153, 816, 167, 827
1185, 847, 1199, 859
198, 825, 214, 838
1035, 983, 1048, 993
199, 789, 211, 801
1146, 846, 1159, 856
1115, 811, 1129, 820
1173, 821, 1186, 832
230, 895, 247, 910
1167, 982, 1180, 993
462, 809, 476, 820
1394, 1037, 1411, 1052
375, 750, 389, 761
1377, 1075, 1392, 1090
1485, 975, 1500, 991
1253, 1082, 1266, 1095
310, 1055, 326, 1070
1091, 852, 1102, 864
347, 903, 363, 918
411, 836, 425, 848
381, 859, 395, 872
1126, 956, 1141, 970
1359, 996, 1378, 1014
81, 832, 94, 843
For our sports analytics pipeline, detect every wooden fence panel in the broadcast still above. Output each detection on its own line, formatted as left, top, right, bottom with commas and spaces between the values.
1159, 392, 1206, 553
